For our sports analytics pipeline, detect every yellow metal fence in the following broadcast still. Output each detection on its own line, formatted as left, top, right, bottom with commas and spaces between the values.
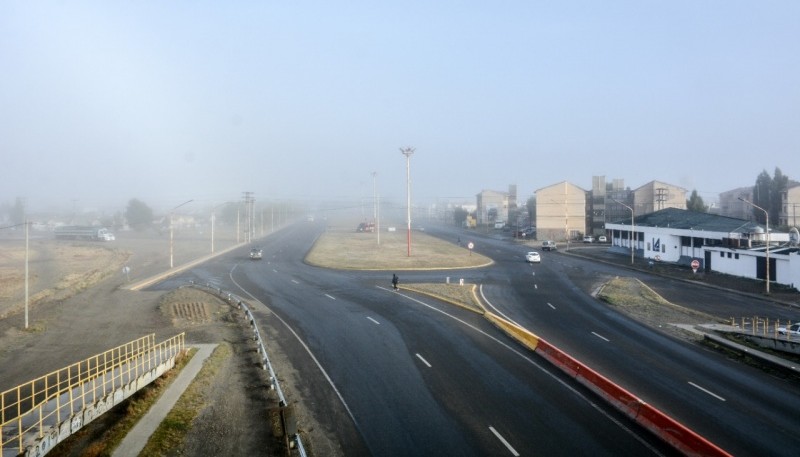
1, 333, 185, 456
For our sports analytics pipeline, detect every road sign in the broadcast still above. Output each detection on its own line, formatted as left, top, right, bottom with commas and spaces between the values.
467, 242, 474, 250
691, 259, 700, 272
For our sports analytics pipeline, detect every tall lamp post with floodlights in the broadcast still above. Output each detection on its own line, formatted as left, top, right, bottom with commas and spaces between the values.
739, 197, 770, 295
170, 199, 193, 268
613, 199, 635, 265
400, 147, 415, 257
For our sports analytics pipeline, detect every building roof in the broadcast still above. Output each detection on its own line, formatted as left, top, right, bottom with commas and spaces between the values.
610, 207, 764, 233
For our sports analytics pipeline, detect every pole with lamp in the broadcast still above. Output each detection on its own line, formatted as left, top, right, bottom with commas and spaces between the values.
170, 199, 193, 269
400, 147, 415, 257
372, 171, 380, 245
739, 197, 770, 295
613, 199, 635, 265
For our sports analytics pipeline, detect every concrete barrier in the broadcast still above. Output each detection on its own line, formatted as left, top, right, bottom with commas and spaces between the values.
484, 311, 732, 457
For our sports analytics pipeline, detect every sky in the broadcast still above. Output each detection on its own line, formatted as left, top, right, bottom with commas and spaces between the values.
1, 1, 798, 214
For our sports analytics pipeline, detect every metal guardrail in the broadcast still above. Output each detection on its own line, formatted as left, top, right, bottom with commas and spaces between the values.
188, 282, 306, 457
1, 333, 185, 456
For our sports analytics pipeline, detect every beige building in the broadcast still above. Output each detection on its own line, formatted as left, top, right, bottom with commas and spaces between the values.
781, 184, 800, 227
535, 181, 587, 241
476, 189, 510, 226
632, 180, 687, 215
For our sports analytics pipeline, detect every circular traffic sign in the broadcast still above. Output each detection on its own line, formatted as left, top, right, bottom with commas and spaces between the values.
467, 242, 474, 250
691, 259, 700, 270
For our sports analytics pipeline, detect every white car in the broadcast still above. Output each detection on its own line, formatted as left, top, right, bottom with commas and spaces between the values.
778, 323, 800, 336
525, 251, 541, 263
598, 235, 607, 243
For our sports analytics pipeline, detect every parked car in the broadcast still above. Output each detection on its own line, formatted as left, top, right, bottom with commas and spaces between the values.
525, 251, 541, 263
249, 248, 263, 260
778, 323, 800, 335
583, 236, 594, 243
598, 235, 607, 243
542, 240, 557, 251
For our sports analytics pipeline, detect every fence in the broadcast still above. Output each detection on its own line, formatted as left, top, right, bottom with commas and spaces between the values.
730, 316, 797, 339
1, 333, 185, 457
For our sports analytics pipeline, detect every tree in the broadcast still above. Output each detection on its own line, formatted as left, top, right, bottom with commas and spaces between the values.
125, 199, 154, 230
685, 190, 708, 212
752, 168, 788, 225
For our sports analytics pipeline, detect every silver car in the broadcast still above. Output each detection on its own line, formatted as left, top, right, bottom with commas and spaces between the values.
525, 251, 541, 263
778, 323, 800, 335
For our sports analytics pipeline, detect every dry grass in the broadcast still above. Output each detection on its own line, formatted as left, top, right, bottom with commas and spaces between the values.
401, 283, 485, 313
598, 277, 721, 325
305, 229, 492, 270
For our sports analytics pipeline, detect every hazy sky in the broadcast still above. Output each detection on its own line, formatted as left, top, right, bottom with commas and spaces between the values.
2, 1, 798, 213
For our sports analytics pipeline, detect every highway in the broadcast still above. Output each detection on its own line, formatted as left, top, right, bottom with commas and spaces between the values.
154, 221, 800, 456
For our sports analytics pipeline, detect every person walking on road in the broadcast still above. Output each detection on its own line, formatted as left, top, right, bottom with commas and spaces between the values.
392, 273, 399, 290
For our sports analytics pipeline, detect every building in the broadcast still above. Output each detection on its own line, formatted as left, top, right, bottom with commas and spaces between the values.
476, 189, 511, 227
605, 207, 799, 290
632, 180, 687, 215
780, 184, 800, 228
718, 187, 753, 220
535, 181, 587, 242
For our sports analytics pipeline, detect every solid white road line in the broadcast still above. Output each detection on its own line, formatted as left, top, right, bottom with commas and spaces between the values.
547, 302, 556, 310
479, 285, 522, 327
489, 426, 520, 456
415, 353, 432, 368
324, 294, 336, 300
688, 382, 726, 401
591, 331, 610, 342
367, 316, 380, 325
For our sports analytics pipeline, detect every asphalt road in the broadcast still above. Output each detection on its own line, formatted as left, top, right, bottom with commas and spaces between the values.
154, 222, 685, 456
427, 224, 800, 457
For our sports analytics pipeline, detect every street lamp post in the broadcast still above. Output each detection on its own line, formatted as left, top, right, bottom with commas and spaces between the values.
613, 199, 635, 265
170, 199, 193, 269
372, 171, 380, 245
739, 197, 770, 294
400, 147, 415, 257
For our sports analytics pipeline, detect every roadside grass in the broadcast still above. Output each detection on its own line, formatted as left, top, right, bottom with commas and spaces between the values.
598, 276, 721, 322
137, 343, 232, 456
305, 228, 492, 270
401, 283, 485, 314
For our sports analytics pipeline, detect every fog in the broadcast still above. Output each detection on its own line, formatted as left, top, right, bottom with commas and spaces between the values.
2, 2, 798, 218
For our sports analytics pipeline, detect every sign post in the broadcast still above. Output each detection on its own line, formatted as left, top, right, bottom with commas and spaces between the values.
691, 259, 700, 274
467, 242, 474, 256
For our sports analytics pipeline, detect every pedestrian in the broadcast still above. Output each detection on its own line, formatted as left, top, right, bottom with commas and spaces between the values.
392, 273, 399, 290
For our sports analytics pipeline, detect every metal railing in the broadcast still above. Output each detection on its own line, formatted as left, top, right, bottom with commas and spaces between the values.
730, 316, 797, 339
1, 333, 185, 456
188, 282, 306, 456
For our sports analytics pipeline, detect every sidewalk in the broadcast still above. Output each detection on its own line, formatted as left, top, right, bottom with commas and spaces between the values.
112, 344, 217, 457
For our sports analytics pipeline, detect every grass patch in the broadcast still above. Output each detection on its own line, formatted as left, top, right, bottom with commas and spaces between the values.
305, 229, 492, 270
138, 343, 232, 456
598, 277, 720, 321
401, 283, 485, 314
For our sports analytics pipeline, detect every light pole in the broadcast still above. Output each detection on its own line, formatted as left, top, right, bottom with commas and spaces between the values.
613, 199, 635, 265
739, 197, 770, 294
372, 171, 380, 245
400, 147, 415, 257
170, 199, 193, 269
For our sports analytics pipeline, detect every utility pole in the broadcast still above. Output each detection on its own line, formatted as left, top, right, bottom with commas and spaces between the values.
372, 171, 380, 245
242, 191, 254, 243
400, 147, 415, 257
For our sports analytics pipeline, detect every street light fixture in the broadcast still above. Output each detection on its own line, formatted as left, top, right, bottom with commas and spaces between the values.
613, 199, 635, 265
170, 199, 193, 268
400, 147, 415, 257
739, 197, 770, 294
